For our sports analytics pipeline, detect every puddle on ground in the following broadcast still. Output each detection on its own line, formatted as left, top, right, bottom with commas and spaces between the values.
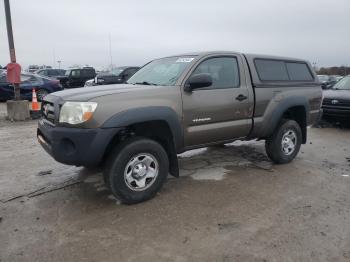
178, 140, 273, 181
190, 167, 228, 181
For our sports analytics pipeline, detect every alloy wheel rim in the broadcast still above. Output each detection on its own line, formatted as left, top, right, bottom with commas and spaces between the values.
281, 129, 297, 156
124, 153, 159, 191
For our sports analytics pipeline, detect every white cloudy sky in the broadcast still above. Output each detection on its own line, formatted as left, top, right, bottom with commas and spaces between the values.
0, 0, 349, 69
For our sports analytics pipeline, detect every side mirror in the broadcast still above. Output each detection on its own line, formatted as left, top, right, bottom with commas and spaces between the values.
185, 73, 212, 92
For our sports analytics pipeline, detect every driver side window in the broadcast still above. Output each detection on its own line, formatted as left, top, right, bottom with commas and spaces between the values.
71, 70, 80, 77
191, 57, 240, 89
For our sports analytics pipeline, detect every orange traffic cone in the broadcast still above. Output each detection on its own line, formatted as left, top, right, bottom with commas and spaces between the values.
31, 88, 40, 111
30, 88, 41, 119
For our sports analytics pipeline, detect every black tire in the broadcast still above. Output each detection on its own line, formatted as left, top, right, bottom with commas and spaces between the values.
104, 137, 169, 204
265, 119, 302, 164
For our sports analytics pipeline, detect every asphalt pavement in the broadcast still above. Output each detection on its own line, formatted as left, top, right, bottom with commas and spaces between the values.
0, 107, 349, 262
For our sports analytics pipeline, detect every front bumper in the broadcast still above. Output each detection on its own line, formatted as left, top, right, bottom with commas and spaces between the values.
37, 119, 121, 167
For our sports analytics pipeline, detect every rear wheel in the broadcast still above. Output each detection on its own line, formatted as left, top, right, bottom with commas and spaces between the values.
104, 137, 169, 204
265, 119, 302, 164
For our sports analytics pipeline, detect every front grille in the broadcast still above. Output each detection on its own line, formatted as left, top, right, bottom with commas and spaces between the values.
322, 98, 350, 108
41, 101, 56, 124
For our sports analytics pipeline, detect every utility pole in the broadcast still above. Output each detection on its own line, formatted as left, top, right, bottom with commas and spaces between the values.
4, 0, 20, 100
53, 49, 56, 68
312, 62, 317, 72
108, 33, 113, 70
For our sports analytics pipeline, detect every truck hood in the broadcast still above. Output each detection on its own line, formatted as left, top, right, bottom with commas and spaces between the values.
323, 89, 350, 100
48, 84, 156, 101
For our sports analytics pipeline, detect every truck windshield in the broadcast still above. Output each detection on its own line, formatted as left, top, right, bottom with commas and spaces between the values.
127, 56, 196, 86
65, 70, 71, 76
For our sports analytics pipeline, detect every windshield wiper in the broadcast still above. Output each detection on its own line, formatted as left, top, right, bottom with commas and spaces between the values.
134, 81, 158, 86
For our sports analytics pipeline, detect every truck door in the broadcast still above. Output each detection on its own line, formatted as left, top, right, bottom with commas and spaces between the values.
182, 55, 253, 147
69, 70, 81, 88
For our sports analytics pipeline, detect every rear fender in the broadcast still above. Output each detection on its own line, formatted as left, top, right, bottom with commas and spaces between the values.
259, 96, 309, 138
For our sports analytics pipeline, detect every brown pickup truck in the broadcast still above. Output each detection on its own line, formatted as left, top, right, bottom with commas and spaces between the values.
38, 51, 322, 204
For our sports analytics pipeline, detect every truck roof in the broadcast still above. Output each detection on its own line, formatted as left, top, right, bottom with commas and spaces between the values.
172, 51, 316, 85
174, 51, 308, 63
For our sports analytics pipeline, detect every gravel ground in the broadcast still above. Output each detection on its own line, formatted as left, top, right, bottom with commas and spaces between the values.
0, 113, 349, 262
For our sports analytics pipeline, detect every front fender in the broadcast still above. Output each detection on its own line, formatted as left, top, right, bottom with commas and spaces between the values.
102, 106, 183, 150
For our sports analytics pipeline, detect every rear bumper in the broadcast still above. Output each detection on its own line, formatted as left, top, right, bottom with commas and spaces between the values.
37, 119, 121, 167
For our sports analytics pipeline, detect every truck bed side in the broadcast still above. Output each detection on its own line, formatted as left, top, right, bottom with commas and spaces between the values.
243, 54, 323, 141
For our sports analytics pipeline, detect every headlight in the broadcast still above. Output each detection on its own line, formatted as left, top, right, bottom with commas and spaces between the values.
59, 102, 97, 125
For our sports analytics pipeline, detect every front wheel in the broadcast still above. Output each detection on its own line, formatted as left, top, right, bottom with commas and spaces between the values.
265, 119, 302, 164
104, 137, 169, 204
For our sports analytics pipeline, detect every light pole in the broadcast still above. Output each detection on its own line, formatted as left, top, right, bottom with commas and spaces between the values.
57, 60, 62, 69
108, 33, 113, 70
312, 62, 317, 72
4, 0, 20, 100
53, 49, 56, 69
4, 0, 30, 120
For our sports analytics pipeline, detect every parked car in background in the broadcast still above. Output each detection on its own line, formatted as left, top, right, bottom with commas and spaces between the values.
317, 75, 340, 89
38, 65, 52, 70
322, 75, 350, 124
84, 66, 139, 87
58, 67, 96, 88
0, 71, 62, 101
333, 75, 343, 82
84, 79, 95, 87
28, 65, 40, 73
328, 75, 340, 86
318, 75, 331, 89
35, 69, 66, 79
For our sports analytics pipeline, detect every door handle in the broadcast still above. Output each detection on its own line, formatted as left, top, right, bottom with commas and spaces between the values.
235, 94, 247, 101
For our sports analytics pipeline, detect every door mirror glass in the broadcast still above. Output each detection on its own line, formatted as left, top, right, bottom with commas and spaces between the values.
185, 73, 212, 91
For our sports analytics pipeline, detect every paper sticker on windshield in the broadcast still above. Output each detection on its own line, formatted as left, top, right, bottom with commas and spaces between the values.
176, 58, 194, 63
